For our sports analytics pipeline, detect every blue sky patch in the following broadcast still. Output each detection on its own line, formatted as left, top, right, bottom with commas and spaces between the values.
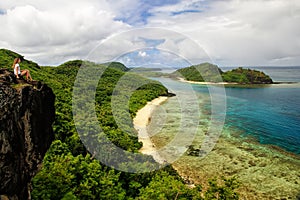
114, 0, 182, 25
171, 9, 202, 16
142, 0, 181, 7
0, 9, 7, 15
116, 48, 191, 68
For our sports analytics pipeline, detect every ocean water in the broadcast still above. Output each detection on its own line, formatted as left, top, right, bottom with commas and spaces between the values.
152, 67, 300, 155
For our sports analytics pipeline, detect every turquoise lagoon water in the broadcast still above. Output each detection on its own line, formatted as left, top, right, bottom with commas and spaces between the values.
153, 67, 300, 155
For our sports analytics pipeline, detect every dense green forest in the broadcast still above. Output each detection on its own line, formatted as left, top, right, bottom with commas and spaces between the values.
222, 67, 273, 84
0, 49, 239, 199
173, 63, 223, 82
173, 62, 273, 84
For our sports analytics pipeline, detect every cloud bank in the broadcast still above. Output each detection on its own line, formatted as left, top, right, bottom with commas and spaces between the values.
0, 0, 299, 66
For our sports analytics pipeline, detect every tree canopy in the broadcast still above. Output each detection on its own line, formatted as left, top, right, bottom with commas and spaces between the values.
0, 49, 240, 199
174, 62, 273, 84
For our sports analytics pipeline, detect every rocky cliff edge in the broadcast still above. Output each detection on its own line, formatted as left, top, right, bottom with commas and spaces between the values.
0, 69, 55, 200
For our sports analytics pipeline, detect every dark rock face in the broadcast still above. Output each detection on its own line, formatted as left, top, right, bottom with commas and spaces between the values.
0, 69, 55, 200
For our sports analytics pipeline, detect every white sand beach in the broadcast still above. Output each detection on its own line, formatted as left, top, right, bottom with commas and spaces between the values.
133, 96, 168, 164
177, 77, 237, 85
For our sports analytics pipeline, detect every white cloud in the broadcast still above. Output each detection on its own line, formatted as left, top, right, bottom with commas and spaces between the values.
146, 0, 300, 66
0, 1, 130, 65
149, 0, 204, 14
0, 0, 299, 66
138, 51, 147, 57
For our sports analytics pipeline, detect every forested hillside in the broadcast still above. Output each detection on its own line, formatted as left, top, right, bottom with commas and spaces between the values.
173, 63, 223, 82
0, 49, 239, 199
222, 67, 273, 84
173, 62, 273, 84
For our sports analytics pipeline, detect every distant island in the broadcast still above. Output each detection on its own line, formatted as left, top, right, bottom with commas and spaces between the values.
173, 63, 273, 84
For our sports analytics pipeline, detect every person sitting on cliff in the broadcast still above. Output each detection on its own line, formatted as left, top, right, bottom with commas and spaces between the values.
12, 58, 33, 81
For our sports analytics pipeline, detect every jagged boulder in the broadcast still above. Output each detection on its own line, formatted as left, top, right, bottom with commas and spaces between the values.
0, 69, 55, 200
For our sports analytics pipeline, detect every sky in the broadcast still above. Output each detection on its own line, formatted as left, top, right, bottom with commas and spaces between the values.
0, 0, 300, 67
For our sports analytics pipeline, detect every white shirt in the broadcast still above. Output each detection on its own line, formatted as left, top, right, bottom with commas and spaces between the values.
14, 63, 21, 75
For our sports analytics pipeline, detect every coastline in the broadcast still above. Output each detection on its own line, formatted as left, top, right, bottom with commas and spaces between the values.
178, 77, 300, 87
177, 77, 238, 85
133, 96, 169, 164
147, 94, 300, 199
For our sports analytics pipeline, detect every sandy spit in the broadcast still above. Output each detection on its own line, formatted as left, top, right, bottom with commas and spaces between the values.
177, 77, 237, 85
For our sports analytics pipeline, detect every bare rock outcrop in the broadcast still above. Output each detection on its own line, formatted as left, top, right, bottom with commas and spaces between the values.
0, 69, 55, 200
